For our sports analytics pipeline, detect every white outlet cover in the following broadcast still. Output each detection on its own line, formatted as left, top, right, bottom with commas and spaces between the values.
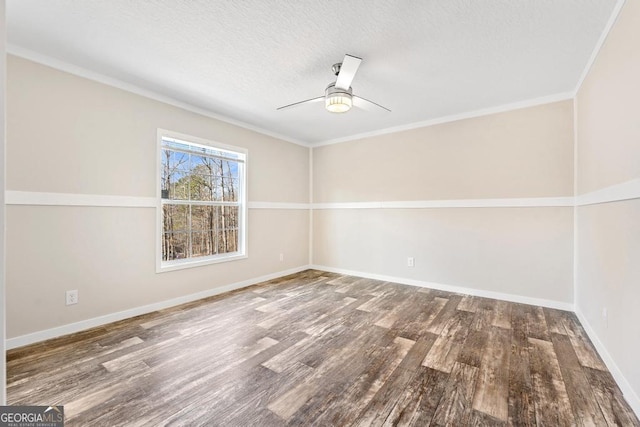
66, 290, 78, 305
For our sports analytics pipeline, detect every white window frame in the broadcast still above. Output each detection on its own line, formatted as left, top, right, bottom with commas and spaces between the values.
156, 129, 248, 273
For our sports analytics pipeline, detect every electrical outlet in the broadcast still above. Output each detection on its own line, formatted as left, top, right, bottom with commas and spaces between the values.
279, 253, 284, 262
66, 290, 78, 306
407, 257, 415, 267
602, 307, 608, 329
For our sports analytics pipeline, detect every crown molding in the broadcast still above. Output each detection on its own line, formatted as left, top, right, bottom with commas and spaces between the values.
7, 44, 310, 148
573, 0, 627, 96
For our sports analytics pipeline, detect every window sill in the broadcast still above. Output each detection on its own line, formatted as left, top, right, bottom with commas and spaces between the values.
156, 252, 247, 273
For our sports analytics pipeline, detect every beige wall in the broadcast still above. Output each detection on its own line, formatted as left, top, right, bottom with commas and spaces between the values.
576, 201, 640, 394
312, 101, 575, 304
6, 56, 310, 338
314, 101, 574, 203
314, 207, 573, 303
6, 207, 308, 338
576, 1, 640, 195
576, 0, 640, 411
8, 56, 309, 203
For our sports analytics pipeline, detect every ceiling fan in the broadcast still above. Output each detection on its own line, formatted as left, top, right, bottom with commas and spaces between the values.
277, 54, 391, 114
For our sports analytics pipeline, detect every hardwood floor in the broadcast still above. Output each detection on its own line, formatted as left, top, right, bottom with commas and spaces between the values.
7, 270, 639, 426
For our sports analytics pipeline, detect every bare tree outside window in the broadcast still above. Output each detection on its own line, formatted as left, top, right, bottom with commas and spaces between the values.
160, 136, 244, 264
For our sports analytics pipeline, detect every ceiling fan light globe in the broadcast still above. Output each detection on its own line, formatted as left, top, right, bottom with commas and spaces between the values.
325, 83, 353, 113
326, 94, 352, 113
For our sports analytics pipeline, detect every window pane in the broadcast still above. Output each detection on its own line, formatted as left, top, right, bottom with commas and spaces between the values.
213, 176, 223, 201
191, 205, 214, 233
190, 206, 216, 258
218, 160, 238, 202
220, 176, 235, 202
162, 150, 190, 200
223, 178, 239, 202
163, 231, 189, 261
216, 206, 239, 253
163, 204, 189, 233
190, 174, 215, 201
191, 231, 215, 257
217, 228, 238, 253
227, 161, 239, 177
193, 155, 205, 170
226, 205, 239, 229
168, 171, 189, 200
161, 149, 189, 172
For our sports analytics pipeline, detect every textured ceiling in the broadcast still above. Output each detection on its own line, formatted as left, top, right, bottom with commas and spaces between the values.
7, 0, 618, 145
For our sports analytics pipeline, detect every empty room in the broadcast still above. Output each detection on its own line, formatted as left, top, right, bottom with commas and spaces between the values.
0, 0, 639, 425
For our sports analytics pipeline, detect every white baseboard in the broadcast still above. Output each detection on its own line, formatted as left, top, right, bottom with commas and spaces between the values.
575, 307, 640, 419
6, 265, 311, 350
310, 264, 574, 311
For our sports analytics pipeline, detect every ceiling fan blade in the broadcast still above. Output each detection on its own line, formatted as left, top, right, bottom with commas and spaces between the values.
353, 96, 391, 112
277, 96, 324, 111
334, 54, 362, 90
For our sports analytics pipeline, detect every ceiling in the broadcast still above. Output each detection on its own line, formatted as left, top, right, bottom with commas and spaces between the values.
7, 0, 618, 145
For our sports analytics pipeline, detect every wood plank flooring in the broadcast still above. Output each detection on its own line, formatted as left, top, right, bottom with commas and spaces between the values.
7, 270, 639, 426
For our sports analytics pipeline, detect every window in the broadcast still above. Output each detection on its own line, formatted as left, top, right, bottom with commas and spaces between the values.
157, 130, 247, 272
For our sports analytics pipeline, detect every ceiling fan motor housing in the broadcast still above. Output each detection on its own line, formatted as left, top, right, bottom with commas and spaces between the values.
325, 83, 352, 97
